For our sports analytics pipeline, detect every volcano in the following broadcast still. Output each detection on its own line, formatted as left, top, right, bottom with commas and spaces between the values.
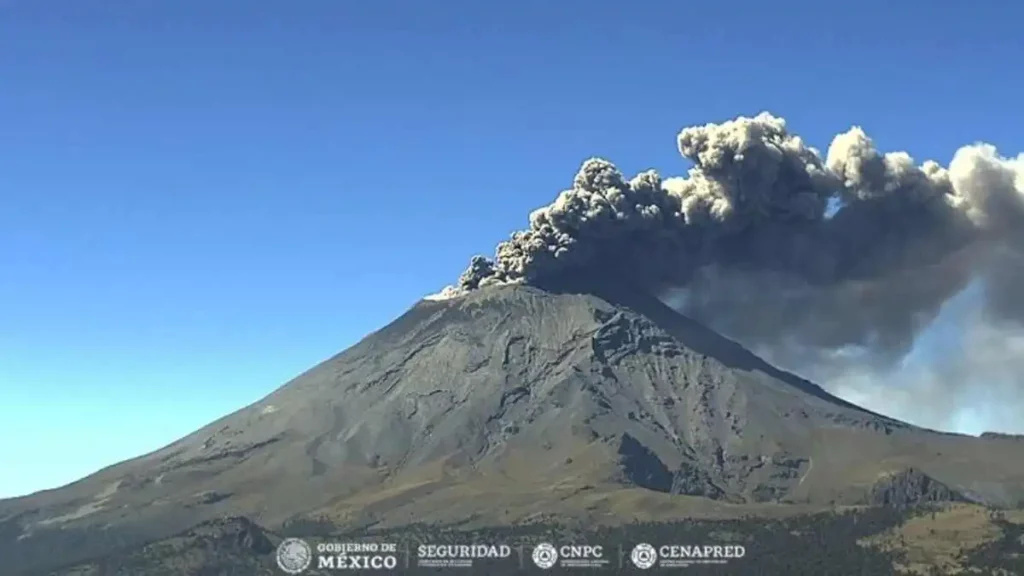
5, 283, 1024, 574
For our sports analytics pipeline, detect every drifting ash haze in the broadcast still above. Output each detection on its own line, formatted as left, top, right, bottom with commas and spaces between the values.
437, 113, 1024, 433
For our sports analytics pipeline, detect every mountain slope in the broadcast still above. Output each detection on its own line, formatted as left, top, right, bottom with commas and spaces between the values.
4, 284, 1024, 574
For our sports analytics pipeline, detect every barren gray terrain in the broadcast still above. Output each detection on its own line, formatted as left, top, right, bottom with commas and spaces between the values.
4, 284, 1024, 574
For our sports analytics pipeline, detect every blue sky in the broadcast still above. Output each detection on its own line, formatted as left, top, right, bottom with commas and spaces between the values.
1, 1, 1021, 498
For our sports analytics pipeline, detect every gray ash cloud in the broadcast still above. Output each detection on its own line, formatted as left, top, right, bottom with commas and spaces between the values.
440, 113, 1024, 432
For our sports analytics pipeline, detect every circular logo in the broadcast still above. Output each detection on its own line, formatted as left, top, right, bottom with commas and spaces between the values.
631, 543, 658, 570
532, 542, 558, 569
276, 537, 312, 574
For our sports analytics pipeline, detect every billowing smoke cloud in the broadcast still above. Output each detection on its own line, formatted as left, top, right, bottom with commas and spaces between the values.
437, 113, 1024, 433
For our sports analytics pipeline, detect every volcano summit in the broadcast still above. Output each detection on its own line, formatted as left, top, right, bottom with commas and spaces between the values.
4, 113, 1024, 575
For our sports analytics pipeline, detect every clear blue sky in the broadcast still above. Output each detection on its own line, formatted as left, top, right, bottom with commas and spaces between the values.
1, 1, 1021, 498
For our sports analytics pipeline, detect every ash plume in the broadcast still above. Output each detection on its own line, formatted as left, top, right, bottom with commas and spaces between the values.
439, 113, 1024, 432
